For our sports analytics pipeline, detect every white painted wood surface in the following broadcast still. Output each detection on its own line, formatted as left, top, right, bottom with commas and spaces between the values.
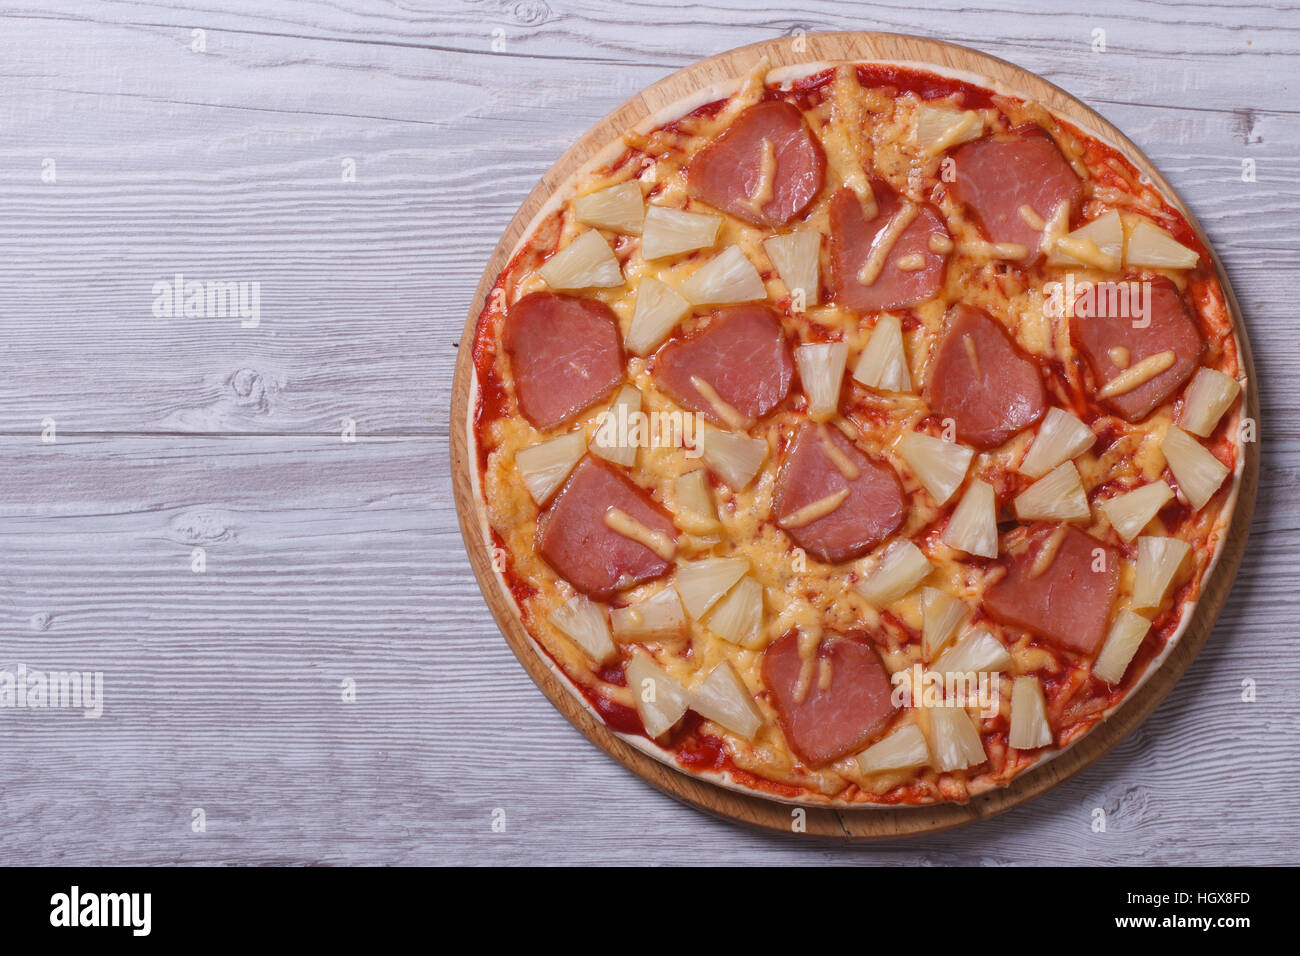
0, 0, 1296, 864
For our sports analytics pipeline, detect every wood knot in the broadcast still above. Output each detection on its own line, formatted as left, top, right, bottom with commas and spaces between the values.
228, 367, 269, 412
511, 0, 551, 25
170, 510, 232, 545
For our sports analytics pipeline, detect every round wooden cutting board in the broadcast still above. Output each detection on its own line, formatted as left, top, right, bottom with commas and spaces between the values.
450, 31, 1259, 839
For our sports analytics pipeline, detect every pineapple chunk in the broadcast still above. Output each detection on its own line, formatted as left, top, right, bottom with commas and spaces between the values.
942, 479, 998, 558
1008, 676, 1053, 750
1019, 407, 1095, 478
691, 661, 763, 740
763, 232, 821, 306
573, 181, 644, 235
698, 427, 767, 490
857, 539, 932, 607
1048, 209, 1123, 270
680, 245, 767, 305
626, 276, 691, 355
1099, 480, 1174, 542
926, 707, 986, 772
1178, 367, 1241, 438
590, 385, 642, 468
921, 587, 967, 661
640, 205, 722, 260
675, 557, 749, 619
932, 628, 1012, 676
897, 432, 973, 505
1014, 460, 1091, 522
914, 105, 983, 154
795, 342, 849, 422
611, 588, 687, 642
549, 595, 615, 663
703, 575, 765, 648
852, 313, 913, 393
1093, 609, 1152, 685
1124, 218, 1199, 270
857, 723, 929, 773
625, 651, 689, 738
673, 469, 719, 533
1160, 425, 1228, 510
538, 229, 623, 289
514, 431, 586, 505
1132, 535, 1191, 611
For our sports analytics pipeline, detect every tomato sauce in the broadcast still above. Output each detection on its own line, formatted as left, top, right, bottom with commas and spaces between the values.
855, 63, 999, 110
581, 688, 644, 737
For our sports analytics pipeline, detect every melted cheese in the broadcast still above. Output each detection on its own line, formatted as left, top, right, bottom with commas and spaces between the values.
857, 202, 918, 285
604, 508, 678, 561
1097, 350, 1176, 399
689, 375, 752, 430
962, 333, 981, 379
744, 138, 777, 215
793, 628, 823, 705
1055, 235, 1116, 270
1037, 199, 1071, 259
1018, 204, 1046, 231
1029, 525, 1069, 579
779, 487, 851, 529
817, 424, 860, 479
959, 239, 1030, 260
821, 65, 875, 211
474, 59, 1243, 807
817, 655, 834, 692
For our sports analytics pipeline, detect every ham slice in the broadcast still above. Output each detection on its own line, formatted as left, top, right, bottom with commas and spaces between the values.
536, 457, 674, 599
828, 185, 950, 313
1072, 277, 1204, 422
923, 304, 1047, 449
686, 100, 826, 228
951, 127, 1084, 259
985, 524, 1120, 656
762, 630, 896, 767
653, 304, 793, 426
773, 423, 906, 563
504, 291, 624, 430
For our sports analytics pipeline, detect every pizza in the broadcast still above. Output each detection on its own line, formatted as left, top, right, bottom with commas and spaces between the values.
464, 58, 1246, 806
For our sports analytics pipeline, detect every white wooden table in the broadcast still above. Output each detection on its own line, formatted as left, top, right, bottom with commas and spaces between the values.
1, 0, 1296, 865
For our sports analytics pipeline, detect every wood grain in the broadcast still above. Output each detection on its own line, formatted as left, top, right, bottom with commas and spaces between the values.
0, 0, 1296, 863
452, 31, 1261, 838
